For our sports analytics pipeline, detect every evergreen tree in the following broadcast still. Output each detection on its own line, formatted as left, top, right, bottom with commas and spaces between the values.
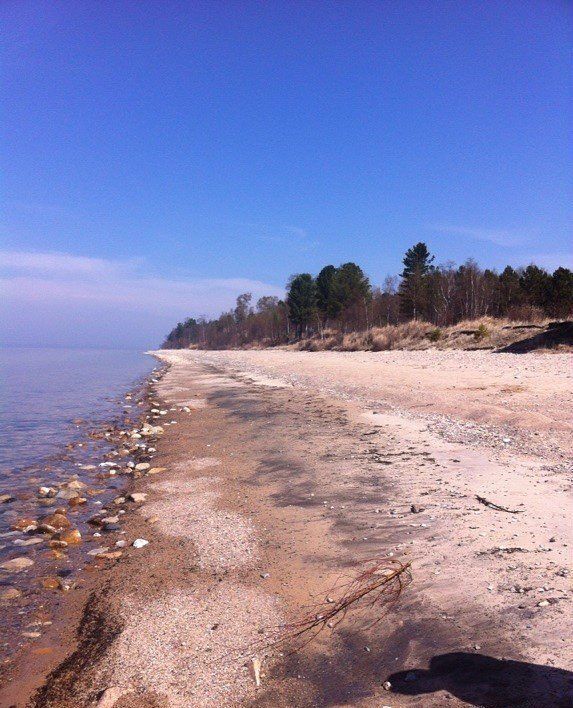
315, 265, 338, 323
520, 265, 551, 309
286, 273, 317, 337
399, 242, 434, 319
550, 268, 573, 317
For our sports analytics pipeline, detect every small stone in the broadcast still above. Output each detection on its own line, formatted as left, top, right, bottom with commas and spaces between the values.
260, 572, 270, 579
537, 600, 550, 607
127, 493, 147, 503
132, 538, 149, 548
13, 537, 43, 546
41, 513, 70, 530
382, 680, 392, 691
0, 494, 16, 504
134, 463, 150, 472
11, 518, 37, 532
41, 576, 63, 590
88, 547, 109, 556
148, 467, 166, 475
1, 557, 35, 573
410, 504, 425, 514
58, 529, 82, 545
68, 496, 87, 507
96, 551, 123, 560
1, 587, 22, 600
22, 631, 41, 639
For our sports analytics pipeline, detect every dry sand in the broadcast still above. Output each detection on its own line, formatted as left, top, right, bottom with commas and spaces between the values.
4, 348, 572, 707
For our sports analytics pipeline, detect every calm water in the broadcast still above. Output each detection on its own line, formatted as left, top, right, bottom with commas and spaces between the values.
0, 348, 156, 659
0, 348, 155, 474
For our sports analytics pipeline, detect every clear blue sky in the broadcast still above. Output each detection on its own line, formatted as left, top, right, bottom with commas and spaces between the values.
1, 0, 571, 347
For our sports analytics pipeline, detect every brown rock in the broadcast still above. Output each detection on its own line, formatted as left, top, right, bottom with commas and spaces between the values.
41, 577, 62, 590
57, 529, 82, 545
68, 496, 87, 507
11, 518, 37, 531
1, 587, 22, 600
41, 513, 70, 530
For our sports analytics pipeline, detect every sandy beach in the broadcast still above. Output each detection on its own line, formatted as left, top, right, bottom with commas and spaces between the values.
2, 348, 572, 707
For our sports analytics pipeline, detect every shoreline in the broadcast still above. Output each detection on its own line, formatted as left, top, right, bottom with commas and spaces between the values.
2, 348, 572, 706
0, 361, 166, 704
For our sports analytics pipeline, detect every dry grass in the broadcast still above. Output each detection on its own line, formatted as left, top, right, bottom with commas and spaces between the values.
293, 317, 560, 353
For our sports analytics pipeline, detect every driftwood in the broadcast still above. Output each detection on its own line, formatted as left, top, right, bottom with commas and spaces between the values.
476, 495, 524, 514
274, 558, 412, 651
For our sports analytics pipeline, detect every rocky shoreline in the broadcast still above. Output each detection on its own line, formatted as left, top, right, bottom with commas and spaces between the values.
0, 361, 172, 701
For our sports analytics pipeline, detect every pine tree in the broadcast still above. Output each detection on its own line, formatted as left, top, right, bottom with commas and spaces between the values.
286, 273, 317, 337
399, 242, 434, 319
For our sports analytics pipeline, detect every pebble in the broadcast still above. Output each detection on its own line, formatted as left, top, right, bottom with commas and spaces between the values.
132, 538, 149, 548
0, 587, 22, 600
128, 493, 147, 503
58, 529, 82, 545
13, 537, 43, 546
1, 557, 35, 573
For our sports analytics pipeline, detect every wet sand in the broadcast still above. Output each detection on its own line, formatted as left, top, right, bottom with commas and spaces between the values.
2, 349, 572, 707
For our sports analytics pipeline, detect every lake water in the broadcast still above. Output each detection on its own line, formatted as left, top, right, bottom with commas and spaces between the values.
0, 348, 155, 473
0, 348, 156, 660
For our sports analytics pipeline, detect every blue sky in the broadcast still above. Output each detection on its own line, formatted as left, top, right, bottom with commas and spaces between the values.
1, 0, 571, 348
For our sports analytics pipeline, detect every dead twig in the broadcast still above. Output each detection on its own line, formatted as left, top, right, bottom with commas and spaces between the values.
476, 495, 524, 514
270, 558, 412, 652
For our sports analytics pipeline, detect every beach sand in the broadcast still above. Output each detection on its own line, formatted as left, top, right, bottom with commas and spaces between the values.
2, 348, 572, 707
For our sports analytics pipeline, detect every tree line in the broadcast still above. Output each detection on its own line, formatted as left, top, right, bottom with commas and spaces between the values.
163, 243, 573, 348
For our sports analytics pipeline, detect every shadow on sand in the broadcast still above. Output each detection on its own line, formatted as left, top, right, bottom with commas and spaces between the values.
388, 652, 573, 707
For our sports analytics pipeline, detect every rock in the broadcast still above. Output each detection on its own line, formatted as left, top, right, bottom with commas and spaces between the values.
1, 557, 34, 573
128, 493, 147, 503
101, 516, 120, 525
115, 540, 126, 548
38, 487, 57, 497
103, 523, 121, 531
382, 680, 392, 691
88, 547, 109, 556
57, 529, 82, 545
134, 463, 150, 472
68, 496, 87, 507
0, 494, 16, 504
148, 467, 166, 475
41, 513, 70, 530
113, 496, 126, 505
96, 551, 123, 560
65, 479, 87, 490
537, 599, 550, 607
11, 518, 37, 532
49, 540, 68, 548
132, 538, 149, 549
410, 504, 425, 514
14, 537, 43, 546
1, 587, 22, 600
41, 576, 64, 590
56, 488, 80, 500
22, 631, 41, 639
37, 523, 57, 535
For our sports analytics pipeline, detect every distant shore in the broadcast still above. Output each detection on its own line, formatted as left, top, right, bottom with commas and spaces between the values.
3, 348, 572, 707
